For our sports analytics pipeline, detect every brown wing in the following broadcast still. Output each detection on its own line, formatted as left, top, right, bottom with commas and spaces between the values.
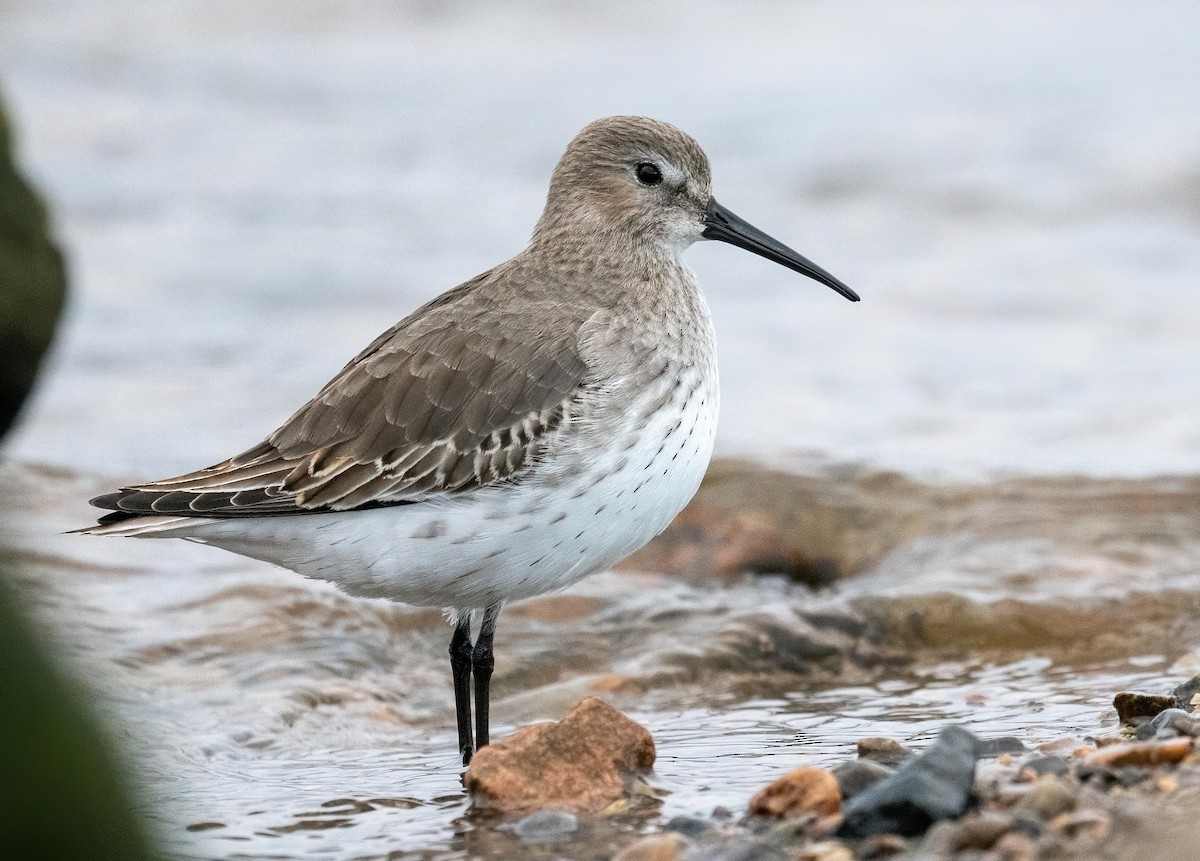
91, 277, 591, 520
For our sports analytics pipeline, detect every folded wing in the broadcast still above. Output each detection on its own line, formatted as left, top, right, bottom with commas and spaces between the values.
91, 290, 590, 521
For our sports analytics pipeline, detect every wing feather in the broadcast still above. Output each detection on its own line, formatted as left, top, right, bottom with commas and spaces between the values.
95, 274, 593, 519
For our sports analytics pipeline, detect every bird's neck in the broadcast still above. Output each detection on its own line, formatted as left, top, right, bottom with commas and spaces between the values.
515, 228, 709, 352
528, 217, 687, 281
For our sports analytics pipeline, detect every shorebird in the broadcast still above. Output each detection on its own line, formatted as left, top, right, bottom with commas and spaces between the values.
79, 116, 858, 765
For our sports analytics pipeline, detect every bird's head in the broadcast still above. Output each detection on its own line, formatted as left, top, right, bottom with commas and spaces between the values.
534, 115, 858, 302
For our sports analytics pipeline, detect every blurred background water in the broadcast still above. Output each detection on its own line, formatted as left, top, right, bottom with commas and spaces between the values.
1, 1, 1199, 859
3, 0, 1199, 478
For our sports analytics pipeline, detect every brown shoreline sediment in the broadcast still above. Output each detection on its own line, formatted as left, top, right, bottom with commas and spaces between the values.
625, 458, 1200, 588
619, 458, 1200, 668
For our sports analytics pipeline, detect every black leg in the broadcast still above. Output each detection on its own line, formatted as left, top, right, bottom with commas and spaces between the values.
449, 611, 474, 765
472, 603, 502, 753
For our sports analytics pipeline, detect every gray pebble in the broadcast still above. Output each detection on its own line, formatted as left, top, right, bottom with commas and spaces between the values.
832, 758, 892, 801
977, 735, 1027, 757
1133, 707, 1199, 740
665, 815, 713, 838
837, 725, 981, 839
857, 736, 915, 767
1022, 755, 1068, 777
1171, 674, 1200, 709
1014, 776, 1076, 821
511, 809, 578, 843
704, 839, 787, 861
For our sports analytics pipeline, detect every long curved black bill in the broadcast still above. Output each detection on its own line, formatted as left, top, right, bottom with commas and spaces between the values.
702, 198, 859, 302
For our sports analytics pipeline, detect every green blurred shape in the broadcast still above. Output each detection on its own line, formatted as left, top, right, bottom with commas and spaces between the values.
0, 578, 157, 860
0, 90, 156, 859
0, 88, 66, 436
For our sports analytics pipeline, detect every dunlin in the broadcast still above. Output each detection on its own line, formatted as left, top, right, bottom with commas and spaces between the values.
80, 116, 858, 764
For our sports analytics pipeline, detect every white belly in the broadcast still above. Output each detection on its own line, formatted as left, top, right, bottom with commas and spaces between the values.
191, 368, 719, 609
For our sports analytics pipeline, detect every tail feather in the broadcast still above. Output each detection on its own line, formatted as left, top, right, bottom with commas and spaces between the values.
70, 515, 201, 537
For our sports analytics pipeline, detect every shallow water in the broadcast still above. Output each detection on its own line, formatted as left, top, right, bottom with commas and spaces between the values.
4, 461, 1199, 859
1, 2, 1199, 859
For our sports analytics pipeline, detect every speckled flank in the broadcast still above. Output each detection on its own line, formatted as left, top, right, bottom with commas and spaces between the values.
190, 308, 719, 608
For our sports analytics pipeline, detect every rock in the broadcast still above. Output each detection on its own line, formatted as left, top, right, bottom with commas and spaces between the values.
993, 830, 1038, 861
857, 737, 914, 767
1133, 707, 1200, 740
1082, 737, 1193, 768
613, 833, 693, 861
1113, 692, 1175, 725
1050, 808, 1111, 842
855, 833, 908, 857
836, 725, 981, 839
955, 812, 1014, 849
1171, 674, 1200, 710
1074, 763, 1119, 788
664, 815, 713, 838
1035, 736, 1079, 753
831, 759, 891, 801
510, 809, 577, 843
1153, 772, 1180, 792
977, 736, 1027, 757
1013, 775, 1076, 821
916, 815, 1012, 858
796, 842, 854, 861
921, 812, 1012, 853
463, 697, 655, 813
705, 840, 787, 861
1017, 755, 1068, 780
748, 766, 841, 819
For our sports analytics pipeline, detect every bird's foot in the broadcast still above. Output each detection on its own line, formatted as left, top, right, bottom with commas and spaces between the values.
460, 744, 475, 767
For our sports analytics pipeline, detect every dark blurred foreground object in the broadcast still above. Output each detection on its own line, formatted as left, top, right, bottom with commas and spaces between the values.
0, 90, 66, 435
0, 90, 155, 859
0, 575, 157, 860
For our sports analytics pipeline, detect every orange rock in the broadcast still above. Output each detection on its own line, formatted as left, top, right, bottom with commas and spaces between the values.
1082, 737, 1193, 767
748, 766, 842, 819
463, 697, 655, 814
1036, 736, 1079, 753
1154, 773, 1180, 793
613, 833, 692, 861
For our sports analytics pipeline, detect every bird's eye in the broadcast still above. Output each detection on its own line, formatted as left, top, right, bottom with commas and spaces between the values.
635, 162, 663, 186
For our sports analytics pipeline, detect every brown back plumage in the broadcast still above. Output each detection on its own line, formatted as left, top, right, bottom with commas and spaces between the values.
93, 269, 592, 518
